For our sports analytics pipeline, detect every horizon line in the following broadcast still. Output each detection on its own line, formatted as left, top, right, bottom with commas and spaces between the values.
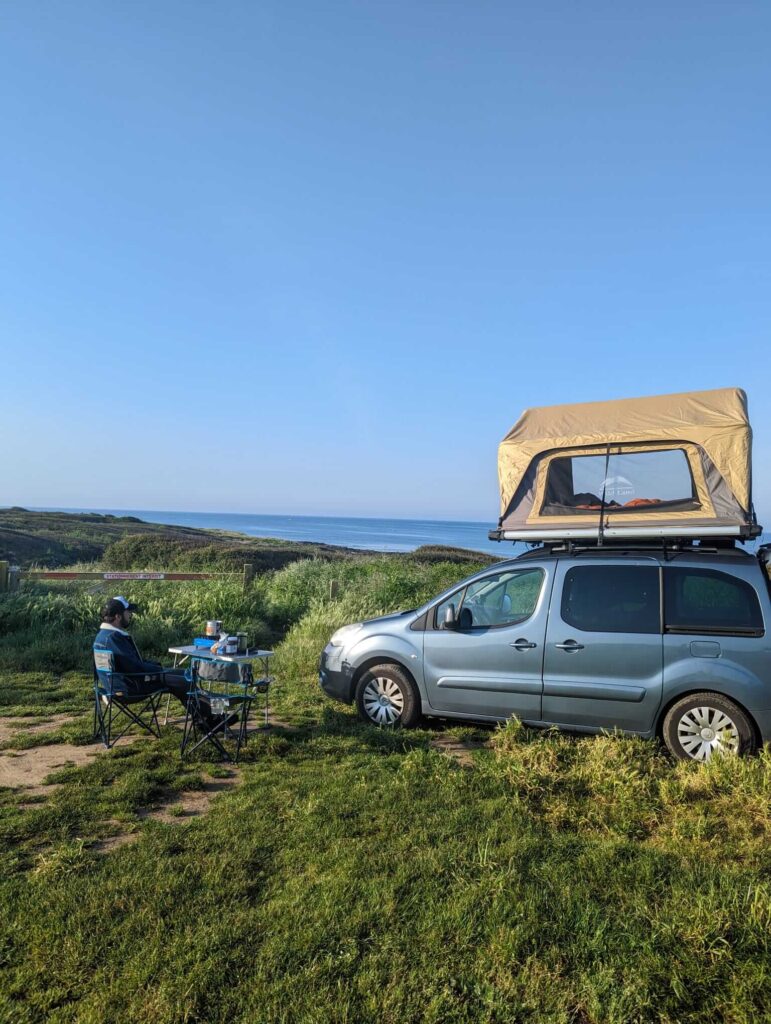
25, 505, 497, 526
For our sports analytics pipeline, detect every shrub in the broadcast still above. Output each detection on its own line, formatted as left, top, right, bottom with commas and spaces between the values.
0, 555, 482, 674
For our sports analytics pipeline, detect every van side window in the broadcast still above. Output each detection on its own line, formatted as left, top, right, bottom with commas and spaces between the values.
561, 566, 660, 634
433, 569, 544, 629
664, 568, 764, 637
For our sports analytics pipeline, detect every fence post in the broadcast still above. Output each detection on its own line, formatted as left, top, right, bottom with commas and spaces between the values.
243, 563, 255, 592
0, 561, 7, 593
329, 579, 339, 600
9, 567, 20, 592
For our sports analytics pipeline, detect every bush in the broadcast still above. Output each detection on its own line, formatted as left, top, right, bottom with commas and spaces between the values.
262, 555, 486, 631
102, 534, 359, 573
0, 582, 271, 673
0, 555, 482, 675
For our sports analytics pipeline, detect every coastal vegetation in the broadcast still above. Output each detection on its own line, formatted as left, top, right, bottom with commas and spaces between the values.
0, 507, 376, 571
0, 511, 769, 1022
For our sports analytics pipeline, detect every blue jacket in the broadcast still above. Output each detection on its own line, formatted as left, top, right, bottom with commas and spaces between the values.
94, 624, 163, 690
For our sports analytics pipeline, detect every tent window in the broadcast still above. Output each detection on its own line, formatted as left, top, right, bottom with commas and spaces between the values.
542, 449, 699, 515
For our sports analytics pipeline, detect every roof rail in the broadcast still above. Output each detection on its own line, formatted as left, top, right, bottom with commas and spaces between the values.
512, 537, 747, 560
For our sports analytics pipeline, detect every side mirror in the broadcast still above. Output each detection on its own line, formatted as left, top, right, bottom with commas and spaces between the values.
443, 606, 458, 630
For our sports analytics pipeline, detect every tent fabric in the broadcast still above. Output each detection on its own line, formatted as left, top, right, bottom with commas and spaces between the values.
498, 388, 752, 524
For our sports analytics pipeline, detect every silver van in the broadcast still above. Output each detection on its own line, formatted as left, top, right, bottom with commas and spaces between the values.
319, 544, 771, 761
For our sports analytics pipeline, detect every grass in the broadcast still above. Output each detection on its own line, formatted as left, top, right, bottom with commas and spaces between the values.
0, 554, 770, 1022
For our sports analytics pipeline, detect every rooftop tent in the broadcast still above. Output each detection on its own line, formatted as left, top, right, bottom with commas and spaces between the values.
492, 388, 760, 542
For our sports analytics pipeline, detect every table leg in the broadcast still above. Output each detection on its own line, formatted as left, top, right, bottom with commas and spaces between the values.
164, 652, 183, 726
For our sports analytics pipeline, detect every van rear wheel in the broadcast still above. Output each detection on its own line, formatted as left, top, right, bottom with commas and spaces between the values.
355, 664, 420, 728
662, 692, 755, 762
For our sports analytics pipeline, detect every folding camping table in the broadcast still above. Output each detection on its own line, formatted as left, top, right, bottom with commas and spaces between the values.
168, 645, 274, 731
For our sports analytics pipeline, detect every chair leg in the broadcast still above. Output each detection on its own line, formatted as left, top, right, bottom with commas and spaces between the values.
148, 693, 163, 738
234, 703, 251, 762
95, 693, 165, 750
180, 706, 233, 762
113, 696, 162, 742
181, 704, 195, 756
94, 693, 109, 747
182, 728, 232, 761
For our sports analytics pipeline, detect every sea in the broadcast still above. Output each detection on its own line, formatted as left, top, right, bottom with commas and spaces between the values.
39, 508, 770, 557
43, 509, 512, 556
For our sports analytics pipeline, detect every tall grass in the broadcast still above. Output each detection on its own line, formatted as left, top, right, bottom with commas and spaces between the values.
0, 555, 482, 674
0, 582, 271, 672
260, 555, 486, 631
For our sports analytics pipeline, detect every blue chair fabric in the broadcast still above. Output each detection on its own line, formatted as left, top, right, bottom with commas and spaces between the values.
93, 645, 166, 749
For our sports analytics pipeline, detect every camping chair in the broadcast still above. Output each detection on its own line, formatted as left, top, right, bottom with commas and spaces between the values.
92, 645, 166, 749
180, 662, 258, 763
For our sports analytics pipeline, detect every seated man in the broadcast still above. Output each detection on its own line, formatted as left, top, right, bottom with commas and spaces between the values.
95, 595, 209, 723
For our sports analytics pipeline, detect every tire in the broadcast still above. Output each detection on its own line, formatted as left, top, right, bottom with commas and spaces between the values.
355, 663, 421, 728
662, 692, 756, 762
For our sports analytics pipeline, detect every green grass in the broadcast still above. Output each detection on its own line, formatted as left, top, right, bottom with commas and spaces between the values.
0, 556, 769, 1022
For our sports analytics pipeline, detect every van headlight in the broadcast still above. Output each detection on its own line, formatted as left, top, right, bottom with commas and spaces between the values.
329, 623, 363, 647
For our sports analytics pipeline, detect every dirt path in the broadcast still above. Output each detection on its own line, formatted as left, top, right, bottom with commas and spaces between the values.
0, 714, 79, 746
0, 711, 138, 793
0, 710, 291, 815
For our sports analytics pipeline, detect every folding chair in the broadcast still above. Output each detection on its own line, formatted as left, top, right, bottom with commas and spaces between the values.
92, 645, 166, 749
180, 662, 258, 763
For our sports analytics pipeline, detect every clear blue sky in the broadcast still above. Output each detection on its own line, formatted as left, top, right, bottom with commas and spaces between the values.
1, 1, 769, 522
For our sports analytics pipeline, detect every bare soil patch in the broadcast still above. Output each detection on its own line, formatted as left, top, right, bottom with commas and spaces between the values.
93, 770, 243, 853
0, 710, 292, 797
0, 711, 143, 793
0, 713, 80, 746
0, 734, 137, 794
144, 771, 242, 824
429, 734, 491, 766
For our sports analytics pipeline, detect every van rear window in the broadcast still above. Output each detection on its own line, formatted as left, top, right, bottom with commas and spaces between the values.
664, 568, 764, 637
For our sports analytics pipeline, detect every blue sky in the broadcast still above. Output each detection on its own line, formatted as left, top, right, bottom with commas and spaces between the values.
1, 1, 769, 522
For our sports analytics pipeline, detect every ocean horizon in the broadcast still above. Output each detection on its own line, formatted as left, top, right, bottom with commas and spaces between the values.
34, 507, 770, 558
36, 507, 512, 556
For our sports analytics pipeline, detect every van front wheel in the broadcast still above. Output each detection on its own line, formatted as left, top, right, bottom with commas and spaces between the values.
662, 692, 756, 761
355, 664, 421, 728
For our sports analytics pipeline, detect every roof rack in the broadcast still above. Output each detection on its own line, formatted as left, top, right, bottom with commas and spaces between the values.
511, 537, 750, 561
488, 524, 760, 543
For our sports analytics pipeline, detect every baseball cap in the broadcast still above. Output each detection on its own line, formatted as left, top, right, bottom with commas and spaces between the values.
103, 595, 140, 618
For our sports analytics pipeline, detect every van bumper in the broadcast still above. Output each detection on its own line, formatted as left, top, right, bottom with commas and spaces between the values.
319, 644, 355, 704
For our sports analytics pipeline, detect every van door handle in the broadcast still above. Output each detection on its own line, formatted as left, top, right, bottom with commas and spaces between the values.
555, 640, 584, 652
509, 639, 537, 651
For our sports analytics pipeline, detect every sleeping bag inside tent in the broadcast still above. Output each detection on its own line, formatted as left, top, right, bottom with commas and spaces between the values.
491, 387, 760, 542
